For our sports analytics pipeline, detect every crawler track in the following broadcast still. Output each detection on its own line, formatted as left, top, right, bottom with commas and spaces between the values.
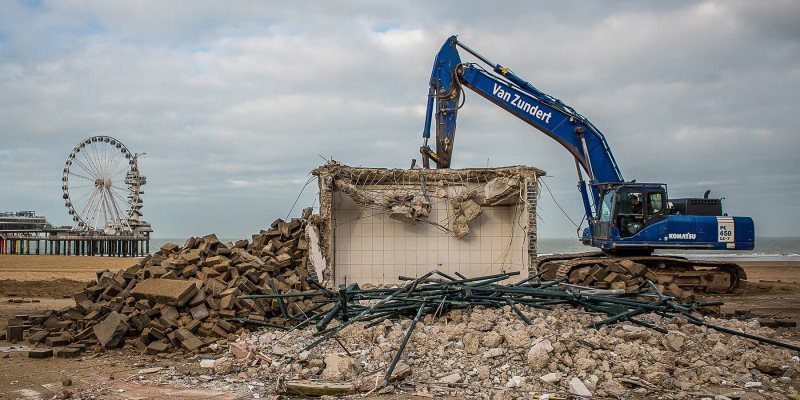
536, 252, 746, 294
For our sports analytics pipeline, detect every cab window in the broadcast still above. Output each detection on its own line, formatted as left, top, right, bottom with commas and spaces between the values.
618, 192, 643, 214
648, 192, 665, 215
618, 191, 644, 237
598, 190, 614, 222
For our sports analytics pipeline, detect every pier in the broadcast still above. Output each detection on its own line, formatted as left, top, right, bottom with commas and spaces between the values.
0, 234, 150, 257
0, 211, 150, 257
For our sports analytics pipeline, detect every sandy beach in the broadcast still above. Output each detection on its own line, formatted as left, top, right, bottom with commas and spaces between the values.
1, 254, 799, 399
2, 254, 799, 323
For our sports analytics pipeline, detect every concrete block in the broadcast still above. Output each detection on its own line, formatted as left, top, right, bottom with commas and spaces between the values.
28, 348, 53, 359
27, 330, 49, 344
45, 336, 70, 347
56, 347, 83, 358
73, 290, 90, 303
610, 281, 627, 290
484, 176, 519, 204
135, 339, 149, 352
175, 328, 205, 352
215, 319, 235, 333
180, 249, 202, 265
219, 294, 237, 310
93, 311, 129, 348
206, 279, 227, 297
7, 325, 24, 343
212, 324, 229, 337
160, 305, 180, 321
75, 326, 96, 341
190, 304, 209, 321
83, 311, 102, 321
603, 271, 619, 283
146, 341, 170, 355
167, 331, 182, 348
185, 319, 202, 333
158, 316, 178, 329
130, 313, 151, 331
131, 278, 198, 306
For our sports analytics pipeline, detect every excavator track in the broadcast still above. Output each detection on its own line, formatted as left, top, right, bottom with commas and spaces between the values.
536, 252, 746, 294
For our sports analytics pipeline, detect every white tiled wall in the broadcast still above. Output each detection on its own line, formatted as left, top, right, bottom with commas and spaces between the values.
332, 183, 530, 285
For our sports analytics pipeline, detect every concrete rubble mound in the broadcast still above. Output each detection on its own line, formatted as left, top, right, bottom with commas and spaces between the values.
5, 210, 318, 358
224, 305, 799, 399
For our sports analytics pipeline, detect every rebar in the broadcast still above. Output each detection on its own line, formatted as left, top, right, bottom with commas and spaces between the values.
236, 270, 800, 359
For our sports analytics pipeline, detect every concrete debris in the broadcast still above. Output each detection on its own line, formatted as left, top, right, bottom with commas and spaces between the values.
6, 325, 24, 343
569, 376, 593, 397
305, 224, 327, 282
321, 353, 361, 381
527, 338, 554, 369
199, 359, 216, 368
388, 362, 412, 382
225, 304, 798, 400
540, 372, 563, 383
484, 176, 520, 204
450, 189, 483, 238
130, 279, 198, 306
439, 372, 462, 384
92, 311, 129, 348
27, 348, 53, 358
562, 260, 696, 303
334, 178, 432, 225
2, 212, 317, 357
281, 380, 355, 396
661, 333, 686, 352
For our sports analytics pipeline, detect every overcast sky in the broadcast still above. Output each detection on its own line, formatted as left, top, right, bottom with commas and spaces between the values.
1, 1, 798, 239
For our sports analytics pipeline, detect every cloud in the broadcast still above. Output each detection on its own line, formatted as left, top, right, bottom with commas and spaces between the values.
0, 1, 798, 238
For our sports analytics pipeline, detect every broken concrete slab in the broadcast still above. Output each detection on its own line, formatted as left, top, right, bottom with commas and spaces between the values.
27, 330, 49, 344
189, 304, 209, 320
282, 380, 355, 396
388, 362, 412, 382
174, 328, 205, 352
93, 311, 129, 348
568, 377, 592, 397
131, 279, 198, 306
321, 353, 361, 381
146, 341, 169, 355
484, 176, 519, 204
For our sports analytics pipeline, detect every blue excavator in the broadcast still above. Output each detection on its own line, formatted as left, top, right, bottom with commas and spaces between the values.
418, 36, 754, 293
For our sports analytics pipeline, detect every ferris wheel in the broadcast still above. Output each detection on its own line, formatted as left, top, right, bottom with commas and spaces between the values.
62, 136, 146, 234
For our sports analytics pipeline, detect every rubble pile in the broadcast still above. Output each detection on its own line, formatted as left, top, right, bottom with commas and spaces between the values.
228, 305, 799, 399
563, 259, 698, 301
4, 212, 316, 358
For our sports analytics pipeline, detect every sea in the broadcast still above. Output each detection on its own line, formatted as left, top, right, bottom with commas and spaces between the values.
147, 236, 800, 262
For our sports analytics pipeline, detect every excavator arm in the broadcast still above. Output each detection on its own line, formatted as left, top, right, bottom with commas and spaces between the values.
420, 36, 624, 228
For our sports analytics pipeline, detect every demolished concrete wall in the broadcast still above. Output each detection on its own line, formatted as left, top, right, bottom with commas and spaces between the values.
311, 162, 545, 286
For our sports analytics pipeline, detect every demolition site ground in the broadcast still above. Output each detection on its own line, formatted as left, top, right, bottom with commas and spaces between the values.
1, 254, 799, 399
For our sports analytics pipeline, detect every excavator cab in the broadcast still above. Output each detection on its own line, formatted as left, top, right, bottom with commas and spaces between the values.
592, 184, 668, 242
